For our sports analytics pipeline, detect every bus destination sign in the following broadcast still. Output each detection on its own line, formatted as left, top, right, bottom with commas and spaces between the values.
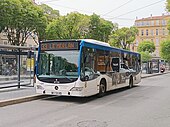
41, 42, 79, 50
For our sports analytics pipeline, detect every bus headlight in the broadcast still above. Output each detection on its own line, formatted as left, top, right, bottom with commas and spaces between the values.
70, 87, 83, 91
36, 85, 44, 90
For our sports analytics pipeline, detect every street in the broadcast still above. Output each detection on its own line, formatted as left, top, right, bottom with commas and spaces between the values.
0, 73, 170, 127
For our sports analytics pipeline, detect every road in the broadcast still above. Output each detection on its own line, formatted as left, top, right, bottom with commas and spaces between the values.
0, 73, 170, 127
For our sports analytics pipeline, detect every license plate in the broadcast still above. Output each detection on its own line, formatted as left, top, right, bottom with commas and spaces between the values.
51, 92, 62, 95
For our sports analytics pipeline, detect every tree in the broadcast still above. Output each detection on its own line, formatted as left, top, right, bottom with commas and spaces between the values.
39, 4, 59, 22
137, 41, 155, 53
109, 26, 138, 50
140, 51, 152, 62
46, 13, 115, 41
88, 13, 115, 42
46, 12, 90, 39
160, 40, 170, 62
166, 0, 170, 42
0, 0, 47, 45
166, 0, 170, 11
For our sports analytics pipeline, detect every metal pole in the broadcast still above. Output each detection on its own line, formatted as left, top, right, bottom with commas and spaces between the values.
30, 56, 31, 86
18, 49, 21, 88
33, 53, 36, 87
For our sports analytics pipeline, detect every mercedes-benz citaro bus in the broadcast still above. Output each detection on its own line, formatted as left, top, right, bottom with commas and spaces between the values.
35, 39, 141, 97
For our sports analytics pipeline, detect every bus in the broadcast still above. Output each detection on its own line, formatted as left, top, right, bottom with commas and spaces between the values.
35, 39, 141, 97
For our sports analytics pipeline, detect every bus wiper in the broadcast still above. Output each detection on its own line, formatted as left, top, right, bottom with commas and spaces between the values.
64, 76, 73, 81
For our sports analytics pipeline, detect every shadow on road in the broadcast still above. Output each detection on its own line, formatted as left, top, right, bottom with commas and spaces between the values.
41, 86, 139, 104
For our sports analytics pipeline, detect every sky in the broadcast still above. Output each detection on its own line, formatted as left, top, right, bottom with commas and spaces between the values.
35, 0, 167, 27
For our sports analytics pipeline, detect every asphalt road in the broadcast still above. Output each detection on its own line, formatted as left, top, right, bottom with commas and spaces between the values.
0, 73, 170, 127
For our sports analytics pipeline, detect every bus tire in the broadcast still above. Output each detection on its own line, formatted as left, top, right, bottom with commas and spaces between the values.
129, 76, 133, 88
98, 79, 106, 97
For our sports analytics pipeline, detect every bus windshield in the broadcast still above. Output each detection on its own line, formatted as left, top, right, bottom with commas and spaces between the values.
37, 50, 79, 83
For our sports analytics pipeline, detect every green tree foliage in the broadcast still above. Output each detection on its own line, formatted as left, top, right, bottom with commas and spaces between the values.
137, 41, 155, 53
160, 40, 170, 62
0, 0, 47, 45
46, 13, 116, 41
166, 0, 170, 37
39, 4, 59, 22
140, 51, 152, 62
109, 27, 138, 50
88, 13, 114, 42
166, 0, 170, 11
46, 12, 90, 39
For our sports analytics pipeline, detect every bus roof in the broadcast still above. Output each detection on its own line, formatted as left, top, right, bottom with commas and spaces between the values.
81, 39, 140, 56
82, 39, 111, 47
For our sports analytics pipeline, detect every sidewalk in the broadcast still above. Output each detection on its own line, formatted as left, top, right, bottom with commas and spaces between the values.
0, 71, 169, 107
0, 87, 45, 107
141, 71, 170, 78
0, 87, 36, 101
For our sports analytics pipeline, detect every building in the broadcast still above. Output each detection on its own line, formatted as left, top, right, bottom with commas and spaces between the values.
133, 14, 170, 57
0, 32, 38, 48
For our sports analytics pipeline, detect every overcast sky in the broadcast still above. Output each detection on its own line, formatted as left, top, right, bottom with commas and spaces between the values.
36, 0, 167, 27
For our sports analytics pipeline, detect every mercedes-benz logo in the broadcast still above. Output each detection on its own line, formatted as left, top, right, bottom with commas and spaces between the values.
54, 79, 60, 84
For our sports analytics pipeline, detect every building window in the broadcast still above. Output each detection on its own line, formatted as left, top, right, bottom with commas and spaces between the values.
162, 20, 166, 26
146, 29, 148, 36
156, 29, 159, 35
151, 29, 154, 36
156, 20, 159, 25
141, 22, 144, 26
141, 30, 144, 36
151, 21, 154, 26
139, 21, 142, 26
135, 22, 139, 26
146, 21, 150, 26
144, 21, 146, 26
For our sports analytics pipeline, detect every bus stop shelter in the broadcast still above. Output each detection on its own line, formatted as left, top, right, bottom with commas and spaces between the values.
0, 44, 35, 89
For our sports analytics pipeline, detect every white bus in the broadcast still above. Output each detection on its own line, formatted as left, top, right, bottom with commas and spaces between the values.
35, 39, 141, 97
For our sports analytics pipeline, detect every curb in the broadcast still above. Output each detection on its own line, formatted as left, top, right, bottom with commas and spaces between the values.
141, 71, 170, 79
0, 72, 169, 107
0, 94, 46, 107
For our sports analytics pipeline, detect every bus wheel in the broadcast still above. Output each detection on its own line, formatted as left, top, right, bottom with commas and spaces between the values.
129, 76, 133, 88
98, 80, 106, 97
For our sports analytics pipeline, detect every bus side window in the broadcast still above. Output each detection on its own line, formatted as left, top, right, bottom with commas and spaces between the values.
80, 47, 96, 81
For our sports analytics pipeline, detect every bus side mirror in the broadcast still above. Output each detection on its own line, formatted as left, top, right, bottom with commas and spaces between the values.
111, 57, 120, 72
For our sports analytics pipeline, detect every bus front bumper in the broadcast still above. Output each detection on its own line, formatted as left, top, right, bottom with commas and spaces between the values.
36, 84, 87, 97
